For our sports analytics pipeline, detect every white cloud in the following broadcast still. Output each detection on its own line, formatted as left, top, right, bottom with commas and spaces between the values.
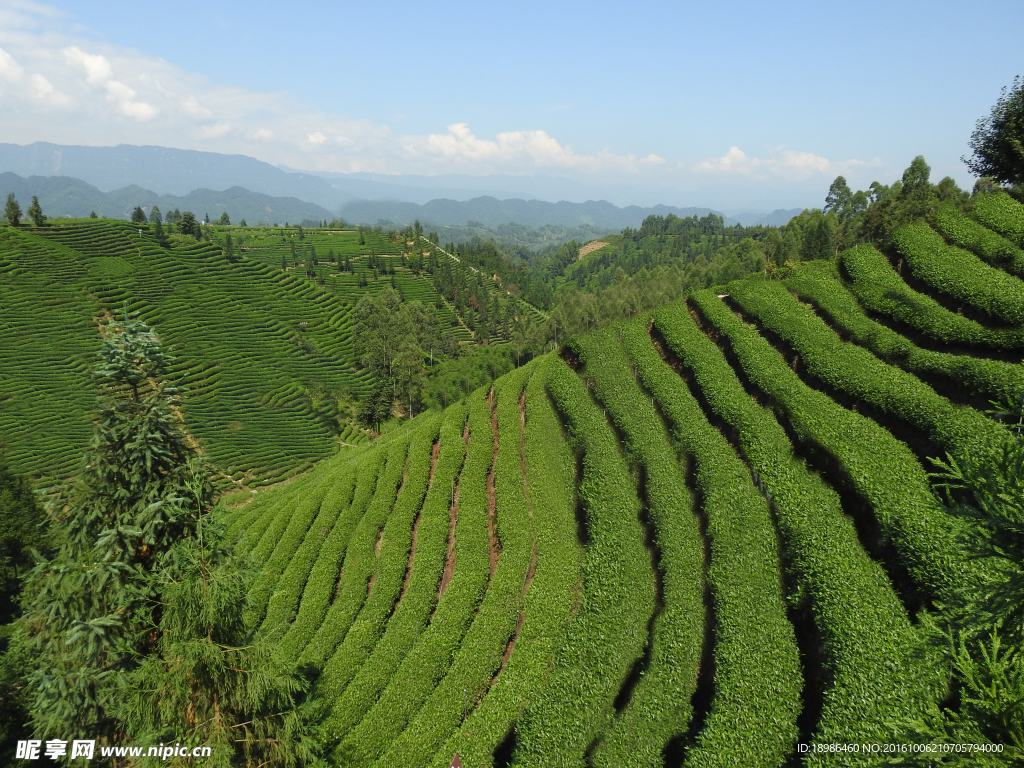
307, 131, 326, 144
253, 128, 273, 140
0, 45, 24, 80
414, 122, 658, 174
104, 79, 157, 120
61, 45, 157, 120
30, 72, 68, 106
695, 146, 865, 179
181, 96, 211, 118
63, 45, 111, 84
196, 121, 231, 139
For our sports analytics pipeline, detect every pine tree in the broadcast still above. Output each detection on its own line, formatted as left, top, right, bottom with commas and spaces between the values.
5, 193, 22, 227
148, 206, 162, 224
131, 206, 147, 224
224, 233, 237, 263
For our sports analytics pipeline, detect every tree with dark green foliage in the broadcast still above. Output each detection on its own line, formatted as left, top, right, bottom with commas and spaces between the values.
964, 76, 1024, 192
240, 218, 247, 227
26, 196, 45, 227
19, 310, 203, 747
131, 206, 147, 224
17, 311, 324, 765
153, 217, 166, 246
179, 211, 200, 239
224, 232, 237, 263
218, 211, 230, 226
89, 211, 98, 218
5, 193, 21, 227
115, 514, 325, 768
825, 175, 852, 218
148, 206, 162, 224
353, 288, 410, 379
357, 371, 393, 433
0, 457, 51, 750
0, 458, 50, 594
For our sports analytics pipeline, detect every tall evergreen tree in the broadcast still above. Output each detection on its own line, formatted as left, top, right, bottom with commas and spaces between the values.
5, 193, 22, 227
179, 212, 199, 239
148, 206, 162, 224
0, 457, 52, 749
26, 196, 45, 227
20, 311, 201, 747
17, 312, 323, 765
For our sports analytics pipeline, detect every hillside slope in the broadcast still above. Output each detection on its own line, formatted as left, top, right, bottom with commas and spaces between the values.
0, 220, 376, 483
229, 192, 1024, 766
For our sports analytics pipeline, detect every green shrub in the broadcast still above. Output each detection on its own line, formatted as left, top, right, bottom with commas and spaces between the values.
972, 190, 1024, 246
891, 222, 1024, 325
428, 357, 584, 768
728, 278, 1007, 459
643, 306, 930, 759
333, 388, 492, 762
839, 244, 1024, 350
933, 204, 1024, 274
322, 404, 467, 739
785, 262, 1024, 404
512, 357, 656, 765
684, 290, 963, 599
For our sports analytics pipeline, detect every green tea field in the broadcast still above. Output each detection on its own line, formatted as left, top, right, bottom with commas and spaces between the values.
224, 191, 1024, 766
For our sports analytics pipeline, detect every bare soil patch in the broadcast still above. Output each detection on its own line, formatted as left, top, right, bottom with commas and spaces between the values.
578, 240, 610, 260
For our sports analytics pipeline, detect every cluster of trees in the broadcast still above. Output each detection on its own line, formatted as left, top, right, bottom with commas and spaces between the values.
352, 289, 467, 429
0, 313, 323, 765
4, 194, 46, 227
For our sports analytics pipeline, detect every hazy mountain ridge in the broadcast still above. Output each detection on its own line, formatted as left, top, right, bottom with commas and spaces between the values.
0, 173, 334, 224
0, 143, 805, 231
340, 196, 735, 229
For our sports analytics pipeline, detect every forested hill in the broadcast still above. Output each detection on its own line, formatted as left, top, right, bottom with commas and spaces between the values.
217, 186, 1024, 766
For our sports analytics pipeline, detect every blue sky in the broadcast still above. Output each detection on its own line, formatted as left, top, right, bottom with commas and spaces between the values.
0, 0, 1021, 209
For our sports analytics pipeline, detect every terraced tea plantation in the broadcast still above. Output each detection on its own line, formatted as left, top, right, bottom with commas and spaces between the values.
229, 191, 1024, 767
0, 220, 383, 483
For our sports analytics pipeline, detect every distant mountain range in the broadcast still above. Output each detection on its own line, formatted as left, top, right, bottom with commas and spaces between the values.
0, 173, 334, 225
340, 196, 726, 229
0, 142, 805, 230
